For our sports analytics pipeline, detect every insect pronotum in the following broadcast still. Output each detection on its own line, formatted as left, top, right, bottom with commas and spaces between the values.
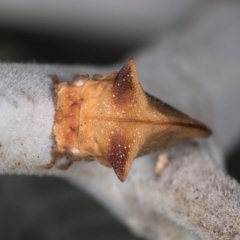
46, 59, 211, 182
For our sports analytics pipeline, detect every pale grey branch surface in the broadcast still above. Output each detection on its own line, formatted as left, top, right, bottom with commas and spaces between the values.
62, 141, 240, 240
1, 2, 240, 240
0, 62, 239, 240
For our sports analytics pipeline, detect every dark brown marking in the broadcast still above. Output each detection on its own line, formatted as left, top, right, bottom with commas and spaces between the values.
57, 159, 73, 170
108, 132, 130, 182
69, 126, 76, 131
20, 89, 35, 104
112, 59, 134, 105
44, 149, 65, 169
44, 161, 56, 169
92, 74, 102, 80
13, 100, 18, 108
0, 143, 2, 148
49, 74, 60, 84
0, 152, 6, 161
71, 101, 77, 107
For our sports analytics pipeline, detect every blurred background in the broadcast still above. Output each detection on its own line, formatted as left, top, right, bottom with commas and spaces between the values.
0, 0, 240, 239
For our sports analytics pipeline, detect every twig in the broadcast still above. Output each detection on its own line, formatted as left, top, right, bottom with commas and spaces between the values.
1, 63, 239, 240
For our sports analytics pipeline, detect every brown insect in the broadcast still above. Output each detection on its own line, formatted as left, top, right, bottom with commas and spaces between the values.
46, 59, 211, 182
